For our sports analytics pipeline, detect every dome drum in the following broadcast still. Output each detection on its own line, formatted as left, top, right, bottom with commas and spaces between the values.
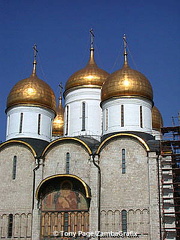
102, 97, 153, 135
64, 88, 102, 140
6, 106, 55, 142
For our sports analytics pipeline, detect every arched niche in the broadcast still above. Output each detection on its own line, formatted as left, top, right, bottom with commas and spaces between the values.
36, 174, 91, 238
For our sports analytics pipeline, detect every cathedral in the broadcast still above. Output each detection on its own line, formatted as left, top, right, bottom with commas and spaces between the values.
0, 33, 177, 240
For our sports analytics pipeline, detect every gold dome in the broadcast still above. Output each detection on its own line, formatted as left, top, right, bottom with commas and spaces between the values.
64, 49, 109, 94
152, 106, 163, 131
101, 62, 153, 102
6, 72, 56, 112
52, 99, 64, 136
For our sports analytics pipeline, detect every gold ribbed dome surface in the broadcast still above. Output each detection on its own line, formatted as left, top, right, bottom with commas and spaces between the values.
152, 106, 163, 130
65, 49, 109, 93
6, 73, 56, 112
101, 63, 153, 102
52, 100, 64, 136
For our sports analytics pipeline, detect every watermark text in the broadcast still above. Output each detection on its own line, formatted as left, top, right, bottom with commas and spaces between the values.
53, 230, 139, 238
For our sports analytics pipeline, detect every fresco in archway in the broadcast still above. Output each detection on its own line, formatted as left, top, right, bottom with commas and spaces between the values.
42, 189, 88, 211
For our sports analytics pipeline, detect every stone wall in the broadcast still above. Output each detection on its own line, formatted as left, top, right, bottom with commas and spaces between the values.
0, 136, 164, 240
0, 143, 35, 239
99, 136, 160, 239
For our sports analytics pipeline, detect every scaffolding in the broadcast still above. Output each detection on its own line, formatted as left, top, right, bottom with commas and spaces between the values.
161, 125, 180, 239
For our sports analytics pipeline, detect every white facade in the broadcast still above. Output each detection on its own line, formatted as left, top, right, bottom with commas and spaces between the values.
102, 97, 153, 135
6, 106, 55, 142
64, 88, 102, 140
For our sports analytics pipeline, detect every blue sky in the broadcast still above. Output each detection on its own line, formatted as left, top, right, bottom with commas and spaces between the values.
0, 0, 179, 141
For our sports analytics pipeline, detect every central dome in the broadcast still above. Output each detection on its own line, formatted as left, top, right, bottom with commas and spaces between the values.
6, 72, 56, 112
101, 62, 153, 103
64, 49, 109, 94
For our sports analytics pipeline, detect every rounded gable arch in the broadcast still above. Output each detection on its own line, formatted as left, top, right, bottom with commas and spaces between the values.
96, 133, 150, 154
42, 137, 92, 157
0, 140, 36, 157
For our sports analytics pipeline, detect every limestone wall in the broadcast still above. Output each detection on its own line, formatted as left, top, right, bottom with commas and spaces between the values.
0, 143, 35, 239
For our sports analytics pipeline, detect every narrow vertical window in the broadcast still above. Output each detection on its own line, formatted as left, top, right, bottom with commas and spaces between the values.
66, 152, 70, 174
82, 102, 86, 131
19, 113, 23, 133
38, 114, 41, 135
8, 214, 13, 238
122, 210, 127, 232
121, 105, 124, 127
140, 106, 143, 128
64, 212, 69, 232
12, 156, 17, 180
65, 106, 69, 135
7, 115, 10, 135
105, 109, 108, 131
122, 149, 126, 174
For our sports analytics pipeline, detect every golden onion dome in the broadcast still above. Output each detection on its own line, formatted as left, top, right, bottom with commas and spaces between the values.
152, 106, 163, 131
101, 35, 153, 103
101, 61, 153, 102
6, 61, 56, 113
52, 98, 64, 136
64, 48, 109, 94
